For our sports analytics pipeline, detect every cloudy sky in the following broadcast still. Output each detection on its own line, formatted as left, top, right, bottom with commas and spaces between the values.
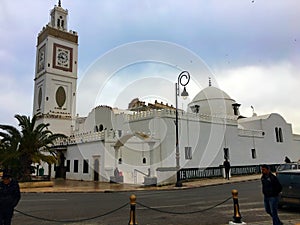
0, 0, 300, 133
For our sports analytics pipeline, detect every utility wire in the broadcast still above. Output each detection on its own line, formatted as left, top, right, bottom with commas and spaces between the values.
137, 196, 232, 215
15, 202, 128, 223
15, 196, 233, 222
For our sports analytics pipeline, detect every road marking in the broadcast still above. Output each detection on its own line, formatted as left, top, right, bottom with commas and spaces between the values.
219, 207, 266, 214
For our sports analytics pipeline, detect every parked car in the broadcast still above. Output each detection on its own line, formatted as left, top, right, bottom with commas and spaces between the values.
277, 170, 300, 207
276, 162, 300, 172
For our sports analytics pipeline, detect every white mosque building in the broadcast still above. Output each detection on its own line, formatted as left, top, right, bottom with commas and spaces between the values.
32, 2, 300, 185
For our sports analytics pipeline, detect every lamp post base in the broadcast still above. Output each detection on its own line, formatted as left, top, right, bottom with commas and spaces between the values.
175, 180, 183, 187
229, 221, 246, 225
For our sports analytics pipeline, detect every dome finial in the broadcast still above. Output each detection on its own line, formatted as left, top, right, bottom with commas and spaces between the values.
251, 105, 257, 117
209, 77, 212, 86
58, 0, 61, 7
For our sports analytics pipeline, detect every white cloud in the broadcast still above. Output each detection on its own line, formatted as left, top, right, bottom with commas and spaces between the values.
0, 73, 32, 126
0, 49, 15, 63
216, 61, 300, 133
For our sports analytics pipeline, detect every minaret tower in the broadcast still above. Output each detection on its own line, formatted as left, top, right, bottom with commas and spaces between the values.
33, 1, 78, 135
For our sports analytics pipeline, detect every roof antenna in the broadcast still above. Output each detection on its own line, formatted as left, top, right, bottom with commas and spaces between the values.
208, 77, 212, 86
58, 0, 61, 7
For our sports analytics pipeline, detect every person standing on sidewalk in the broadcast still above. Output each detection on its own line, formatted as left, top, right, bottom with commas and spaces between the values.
261, 164, 283, 225
223, 158, 231, 180
0, 172, 21, 225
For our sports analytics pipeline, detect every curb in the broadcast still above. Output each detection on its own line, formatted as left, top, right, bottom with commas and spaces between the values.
19, 181, 54, 189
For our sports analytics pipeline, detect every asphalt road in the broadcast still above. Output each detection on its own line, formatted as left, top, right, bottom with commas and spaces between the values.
14, 180, 300, 225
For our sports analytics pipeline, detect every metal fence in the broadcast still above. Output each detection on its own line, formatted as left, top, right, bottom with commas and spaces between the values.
177, 164, 279, 181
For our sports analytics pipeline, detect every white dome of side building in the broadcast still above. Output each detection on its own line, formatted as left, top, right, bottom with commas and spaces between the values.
188, 84, 240, 118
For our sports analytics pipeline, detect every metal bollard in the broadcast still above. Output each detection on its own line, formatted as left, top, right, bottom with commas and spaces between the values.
231, 189, 245, 224
128, 194, 137, 225
231, 189, 243, 223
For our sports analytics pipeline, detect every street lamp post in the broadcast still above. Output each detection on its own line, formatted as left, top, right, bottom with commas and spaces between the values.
175, 71, 190, 187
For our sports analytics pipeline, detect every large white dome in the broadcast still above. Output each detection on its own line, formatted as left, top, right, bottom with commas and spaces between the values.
192, 86, 231, 102
188, 86, 237, 116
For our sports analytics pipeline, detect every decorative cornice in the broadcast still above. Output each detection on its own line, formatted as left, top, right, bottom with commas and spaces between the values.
36, 113, 72, 120
38, 25, 78, 45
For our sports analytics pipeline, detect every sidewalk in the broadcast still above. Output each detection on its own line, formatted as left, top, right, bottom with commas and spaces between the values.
20, 174, 261, 193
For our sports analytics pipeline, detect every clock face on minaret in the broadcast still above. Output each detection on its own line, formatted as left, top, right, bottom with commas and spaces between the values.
53, 43, 73, 72
37, 44, 46, 72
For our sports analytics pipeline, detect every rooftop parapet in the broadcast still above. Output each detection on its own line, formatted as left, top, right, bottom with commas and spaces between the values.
127, 109, 238, 125
53, 131, 106, 146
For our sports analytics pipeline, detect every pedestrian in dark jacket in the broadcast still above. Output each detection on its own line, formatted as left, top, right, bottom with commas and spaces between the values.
0, 173, 21, 225
261, 164, 283, 225
223, 159, 231, 180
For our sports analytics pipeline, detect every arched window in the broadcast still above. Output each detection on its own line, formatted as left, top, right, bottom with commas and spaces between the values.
118, 130, 122, 137
279, 128, 283, 142
185, 147, 192, 160
251, 148, 257, 159
83, 159, 89, 173
142, 158, 147, 164
94, 126, 98, 132
224, 148, 229, 160
99, 124, 104, 132
275, 127, 279, 142
275, 127, 283, 142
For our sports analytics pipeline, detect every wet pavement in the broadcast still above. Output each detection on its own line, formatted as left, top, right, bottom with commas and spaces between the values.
19, 174, 300, 225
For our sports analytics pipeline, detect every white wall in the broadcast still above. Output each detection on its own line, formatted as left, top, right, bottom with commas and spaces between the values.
61, 110, 300, 184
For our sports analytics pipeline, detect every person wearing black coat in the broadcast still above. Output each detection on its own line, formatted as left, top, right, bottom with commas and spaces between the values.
223, 158, 231, 180
0, 173, 21, 225
261, 164, 283, 225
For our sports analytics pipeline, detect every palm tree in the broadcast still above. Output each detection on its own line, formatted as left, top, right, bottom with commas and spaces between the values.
0, 114, 66, 181
0, 123, 22, 178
